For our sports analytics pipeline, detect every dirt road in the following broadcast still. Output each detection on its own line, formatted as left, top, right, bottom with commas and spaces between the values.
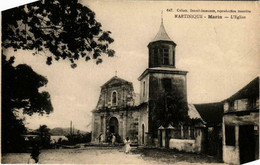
2, 146, 227, 164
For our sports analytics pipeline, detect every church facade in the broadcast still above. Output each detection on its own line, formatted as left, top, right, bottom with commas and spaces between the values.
92, 19, 206, 151
91, 76, 145, 144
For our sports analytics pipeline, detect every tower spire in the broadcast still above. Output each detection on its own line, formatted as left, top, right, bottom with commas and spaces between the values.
161, 10, 163, 24
150, 11, 173, 43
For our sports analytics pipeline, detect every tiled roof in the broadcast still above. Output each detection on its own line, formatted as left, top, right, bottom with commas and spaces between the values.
188, 104, 204, 121
193, 77, 259, 126
225, 77, 259, 101
194, 102, 224, 127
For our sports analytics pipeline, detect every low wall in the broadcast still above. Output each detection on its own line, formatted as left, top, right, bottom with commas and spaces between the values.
223, 145, 240, 165
169, 139, 197, 153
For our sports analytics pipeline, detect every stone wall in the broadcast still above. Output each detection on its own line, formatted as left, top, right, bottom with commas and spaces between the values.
149, 73, 187, 101
169, 139, 195, 152
126, 111, 139, 143
159, 127, 205, 153
223, 145, 240, 165
140, 75, 149, 104
222, 124, 240, 165
92, 113, 101, 143
138, 105, 149, 145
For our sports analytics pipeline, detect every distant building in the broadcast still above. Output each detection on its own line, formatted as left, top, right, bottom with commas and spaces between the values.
50, 136, 68, 144
92, 18, 206, 152
22, 134, 39, 142
222, 77, 259, 164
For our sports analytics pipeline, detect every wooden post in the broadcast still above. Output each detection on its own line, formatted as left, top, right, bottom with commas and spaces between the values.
158, 129, 161, 147
188, 126, 191, 139
181, 125, 184, 139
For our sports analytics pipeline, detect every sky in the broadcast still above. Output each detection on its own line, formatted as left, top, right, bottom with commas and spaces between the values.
2, 0, 260, 132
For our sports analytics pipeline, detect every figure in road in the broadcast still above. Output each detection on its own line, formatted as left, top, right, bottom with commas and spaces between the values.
28, 143, 40, 164
111, 134, 116, 146
124, 137, 131, 153
100, 133, 104, 144
98, 133, 102, 143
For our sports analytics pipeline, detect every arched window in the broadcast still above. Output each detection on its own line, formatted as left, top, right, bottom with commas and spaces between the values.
112, 91, 117, 105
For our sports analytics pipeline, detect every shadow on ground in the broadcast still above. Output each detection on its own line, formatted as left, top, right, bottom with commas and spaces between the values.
131, 148, 224, 164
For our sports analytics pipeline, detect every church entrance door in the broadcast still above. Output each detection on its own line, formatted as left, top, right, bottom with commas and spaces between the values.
109, 117, 119, 134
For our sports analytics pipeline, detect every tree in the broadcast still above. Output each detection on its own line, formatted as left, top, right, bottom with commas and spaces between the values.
150, 89, 189, 129
36, 125, 51, 148
2, 0, 115, 68
1, 54, 53, 152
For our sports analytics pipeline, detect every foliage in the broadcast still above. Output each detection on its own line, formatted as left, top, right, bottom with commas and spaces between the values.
66, 132, 92, 145
49, 127, 87, 136
1, 108, 27, 153
2, 55, 53, 116
36, 125, 51, 148
2, 0, 115, 67
150, 90, 189, 129
1, 54, 53, 153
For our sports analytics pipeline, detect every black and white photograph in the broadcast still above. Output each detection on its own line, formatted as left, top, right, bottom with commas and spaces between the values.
1, 0, 259, 164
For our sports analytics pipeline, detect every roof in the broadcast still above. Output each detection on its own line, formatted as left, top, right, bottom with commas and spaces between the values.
101, 76, 133, 88
151, 21, 173, 43
188, 104, 205, 122
50, 136, 68, 144
50, 136, 68, 141
225, 77, 259, 101
194, 102, 224, 127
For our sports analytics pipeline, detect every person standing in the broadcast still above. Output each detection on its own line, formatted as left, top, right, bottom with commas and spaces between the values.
28, 143, 40, 164
100, 133, 105, 144
111, 134, 116, 146
107, 133, 111, 144
98, 133, 102, 144
124, 137, 131, 153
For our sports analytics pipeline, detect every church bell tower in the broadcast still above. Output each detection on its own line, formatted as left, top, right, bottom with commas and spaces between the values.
138, 15, 188, 141
148, 17, 176, 68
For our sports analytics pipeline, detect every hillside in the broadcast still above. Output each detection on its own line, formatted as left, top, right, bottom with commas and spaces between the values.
50, 127, 87, 136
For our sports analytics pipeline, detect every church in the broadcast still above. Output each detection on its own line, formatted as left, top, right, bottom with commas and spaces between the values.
92, 18, 206, 152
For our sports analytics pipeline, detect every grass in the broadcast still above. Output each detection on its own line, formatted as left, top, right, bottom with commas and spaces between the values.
131, 148, 223, 164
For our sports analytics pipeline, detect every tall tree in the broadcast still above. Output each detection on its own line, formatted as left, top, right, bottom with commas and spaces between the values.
36, 125, 51, 148
2, 0, 115, 68
1, 55, 53, 152
150, 90, 189, 129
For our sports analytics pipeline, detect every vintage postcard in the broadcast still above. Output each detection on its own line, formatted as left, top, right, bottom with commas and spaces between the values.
1, 0, 259, 164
